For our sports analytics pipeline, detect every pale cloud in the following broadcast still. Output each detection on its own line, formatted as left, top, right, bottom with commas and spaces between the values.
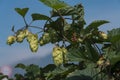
0, 44, 53, 66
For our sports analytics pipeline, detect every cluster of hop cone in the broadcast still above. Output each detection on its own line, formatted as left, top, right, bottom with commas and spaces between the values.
6, 28, 108, 66
7, 29, 38, 52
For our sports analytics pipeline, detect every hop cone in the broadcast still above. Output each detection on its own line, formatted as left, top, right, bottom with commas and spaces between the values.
52, 46, 68, 66
27, 33, 39, 52
7, 36, 16, 45
16, 29, 28, 43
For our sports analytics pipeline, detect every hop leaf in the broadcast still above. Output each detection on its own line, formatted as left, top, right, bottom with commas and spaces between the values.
15, 8, 29, 17
39, 0, 68, 10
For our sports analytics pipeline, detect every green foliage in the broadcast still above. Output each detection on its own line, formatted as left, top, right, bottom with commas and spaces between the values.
14, 63, 43, 80
5, 0, 120, 80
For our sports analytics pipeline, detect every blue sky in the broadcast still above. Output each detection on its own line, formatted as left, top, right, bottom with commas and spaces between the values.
0, 0, 120, 67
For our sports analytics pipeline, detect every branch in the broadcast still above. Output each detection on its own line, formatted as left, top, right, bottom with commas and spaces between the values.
23, 17, 28, 27
29, 26, 44, 30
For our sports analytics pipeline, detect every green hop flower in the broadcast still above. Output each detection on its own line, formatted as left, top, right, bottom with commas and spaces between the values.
16, 30, 26, 43
7, 36, 16, 45
52, 46, 63, 66
27, 33, 39, 52
29, 43, 38, 52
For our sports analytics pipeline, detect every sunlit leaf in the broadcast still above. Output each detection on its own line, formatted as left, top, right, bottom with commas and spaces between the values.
39, 0, 68, 9
51, 6, 74, 17
108, 28, 120, 43
85, 20, 109, 33
51, 4, 84, 20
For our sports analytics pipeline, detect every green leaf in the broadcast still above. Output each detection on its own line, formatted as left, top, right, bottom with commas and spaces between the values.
66, 63, 99, 80
67, 47, 88, 62
51, 4, 84, 19
51, 6, 74, 17
31, 13, 52, 21
108, 28, 120, 43
39, 0, 68, 9
26, 64, 40, 74
0, 75, 8, 80
43, 64, 56, 73
110, 55, 120, 65
85, 20, 109, 33
66, 71, 93, 80
15, 8, 29, 17
67, 44, 99, 63
105, 47, 120, 65
65, 75, 93, 80
65, 72, 93, 80
14, 74, 24, 80
85, 42, 99, 63
107, 28, 120, 53
15, 63, 26, 69
45, 65, 77, 80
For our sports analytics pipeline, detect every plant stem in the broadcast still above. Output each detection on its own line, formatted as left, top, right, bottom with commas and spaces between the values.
29, 26, 43, 30
23, 17, 28, 27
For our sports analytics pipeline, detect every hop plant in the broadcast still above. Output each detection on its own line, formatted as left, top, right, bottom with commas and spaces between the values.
7, 36, 16, 45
